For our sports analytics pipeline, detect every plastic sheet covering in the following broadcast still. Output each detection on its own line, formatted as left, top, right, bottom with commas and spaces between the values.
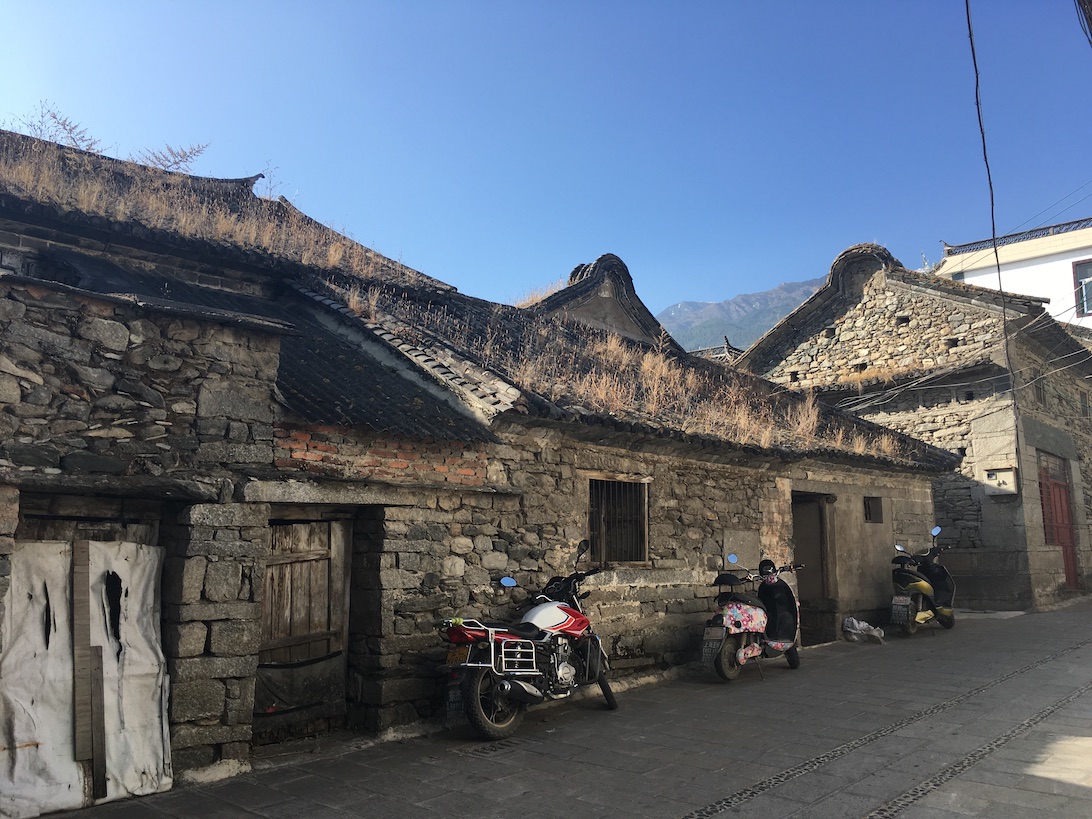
0, 540, 172, 818
254, 652, 344, 715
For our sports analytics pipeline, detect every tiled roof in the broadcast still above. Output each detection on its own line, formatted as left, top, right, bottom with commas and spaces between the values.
943, 216, 1092, 257
38, 250, 493, 441
1, 136, 958, 473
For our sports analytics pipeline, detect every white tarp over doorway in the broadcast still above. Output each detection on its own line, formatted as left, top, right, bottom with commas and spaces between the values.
0, 540, 172, 818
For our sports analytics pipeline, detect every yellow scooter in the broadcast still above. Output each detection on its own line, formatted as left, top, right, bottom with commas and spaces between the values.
890, 526, 956, 635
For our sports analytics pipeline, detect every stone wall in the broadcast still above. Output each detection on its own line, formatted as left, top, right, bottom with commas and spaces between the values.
760, 270, 1004, 392
159, 502, 271, 770
0, 265, 283, 772
343, 418, 942, 731
0, 277, 279, 480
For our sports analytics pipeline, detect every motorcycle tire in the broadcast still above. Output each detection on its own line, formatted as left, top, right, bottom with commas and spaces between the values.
713, 635, 742, 681
785, 645, 800, 669
937, 611, 955, 629
901, 595, 920, 636
462, 668, 526, 740
598, 672, 619, 710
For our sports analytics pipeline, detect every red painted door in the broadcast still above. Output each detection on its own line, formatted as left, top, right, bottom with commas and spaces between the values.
1040, 468, 1079, 589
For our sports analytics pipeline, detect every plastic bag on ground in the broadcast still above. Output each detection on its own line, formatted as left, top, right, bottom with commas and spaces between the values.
842, 617, 885, 644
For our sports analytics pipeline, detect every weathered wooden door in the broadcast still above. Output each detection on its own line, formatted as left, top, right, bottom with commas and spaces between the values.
791, 493, 833, 645
1039, 457, 1079, 589
255, 521, 350, 736
260, 521, 350, 663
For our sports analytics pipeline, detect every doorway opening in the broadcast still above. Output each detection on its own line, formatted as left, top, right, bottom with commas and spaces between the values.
791, 491, 836, 645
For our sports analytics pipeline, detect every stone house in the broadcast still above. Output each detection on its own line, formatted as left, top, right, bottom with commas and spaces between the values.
740, 243, 1092, 613
0, 132, 956, 815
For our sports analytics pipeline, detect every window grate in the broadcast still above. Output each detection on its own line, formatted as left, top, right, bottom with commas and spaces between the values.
589, 479, 647, 562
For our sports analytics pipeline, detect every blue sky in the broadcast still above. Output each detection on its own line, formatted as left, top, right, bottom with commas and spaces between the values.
3, 2, 1090, 314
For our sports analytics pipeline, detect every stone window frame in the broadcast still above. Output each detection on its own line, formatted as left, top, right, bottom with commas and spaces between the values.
583, 471, 650, 565
863, 496, 884, 524
1074, 259, 1092, 317
1030, 368, 1046, 404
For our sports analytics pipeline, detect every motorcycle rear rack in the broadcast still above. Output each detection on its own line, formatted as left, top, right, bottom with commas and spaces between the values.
451, 620, 539, 675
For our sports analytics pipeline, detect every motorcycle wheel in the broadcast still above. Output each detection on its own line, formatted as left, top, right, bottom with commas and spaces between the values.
598, 672, 619, 710
901, 595, 920, 636
713, 635, 742, 681
937, 611, 955, 629
462, 668, 526, 740
785, 645, 801, 669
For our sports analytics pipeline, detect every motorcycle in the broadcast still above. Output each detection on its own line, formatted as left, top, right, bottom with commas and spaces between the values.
890, 525, 956, 634
701, 555, 803, 681
440, 539, 618, 739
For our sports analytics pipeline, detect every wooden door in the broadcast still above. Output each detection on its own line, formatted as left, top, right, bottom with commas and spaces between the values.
260, 521, 349, 664
1039, 467, 1079, 589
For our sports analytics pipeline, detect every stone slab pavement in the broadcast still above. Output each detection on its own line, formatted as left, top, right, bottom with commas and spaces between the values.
63, 600, 1092, 819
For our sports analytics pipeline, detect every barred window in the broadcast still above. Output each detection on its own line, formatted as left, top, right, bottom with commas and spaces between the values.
589, 479, 648, 563
864, 496, 884, 523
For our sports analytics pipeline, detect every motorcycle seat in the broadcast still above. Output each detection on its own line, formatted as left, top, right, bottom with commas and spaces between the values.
716, 591, 766, 610
506, 621, 547, 640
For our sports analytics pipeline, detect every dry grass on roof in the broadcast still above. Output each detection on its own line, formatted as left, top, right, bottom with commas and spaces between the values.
338, 281, 914, 462
0, 131, 412, 284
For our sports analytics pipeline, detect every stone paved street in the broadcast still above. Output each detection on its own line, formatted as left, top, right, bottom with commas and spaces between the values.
63, 600, 1092, 819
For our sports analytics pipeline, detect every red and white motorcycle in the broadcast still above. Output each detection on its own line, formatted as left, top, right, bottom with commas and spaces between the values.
440, 540, 618, 739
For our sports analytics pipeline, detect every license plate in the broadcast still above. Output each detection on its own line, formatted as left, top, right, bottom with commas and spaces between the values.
890, 596, 911, 625
446, 645, 470, 665
701, 640, 722, 663
703, 626, 726, 641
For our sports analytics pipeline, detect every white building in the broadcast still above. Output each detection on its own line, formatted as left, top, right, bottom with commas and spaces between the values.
934, 216, 1092, 329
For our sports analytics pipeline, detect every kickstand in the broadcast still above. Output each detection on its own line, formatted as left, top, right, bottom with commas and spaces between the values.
756, 659, 765, 680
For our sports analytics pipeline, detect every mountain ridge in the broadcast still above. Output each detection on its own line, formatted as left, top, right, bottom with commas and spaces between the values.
657, 277, 824, 352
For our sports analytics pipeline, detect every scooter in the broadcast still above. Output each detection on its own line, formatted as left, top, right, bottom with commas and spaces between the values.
890, 525, 956, 634
440, 539, 617, 740
701, 555, 803, 681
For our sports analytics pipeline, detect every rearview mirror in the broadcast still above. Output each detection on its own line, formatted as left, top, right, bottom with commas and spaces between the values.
931, 526, 942, 537
499, 576, 518, 588
727, 553, 739, 564
894, 544, 907, 553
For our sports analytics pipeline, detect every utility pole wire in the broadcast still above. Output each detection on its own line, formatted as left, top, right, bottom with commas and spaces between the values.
1076, 0, 1092, 47
965, 0, 1024, 487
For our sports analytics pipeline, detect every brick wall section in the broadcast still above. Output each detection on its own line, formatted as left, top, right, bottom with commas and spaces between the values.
273, 424, 489, 486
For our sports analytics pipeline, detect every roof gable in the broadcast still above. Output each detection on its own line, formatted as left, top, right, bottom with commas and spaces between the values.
740, 243, 1047, 389
536, 253, 683, 352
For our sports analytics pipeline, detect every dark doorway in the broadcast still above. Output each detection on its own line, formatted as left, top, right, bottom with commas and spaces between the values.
792, 492, 836, 645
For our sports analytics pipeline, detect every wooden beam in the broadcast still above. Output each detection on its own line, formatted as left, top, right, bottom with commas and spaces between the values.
90, 645, 107, 800
72, 540, 92, 762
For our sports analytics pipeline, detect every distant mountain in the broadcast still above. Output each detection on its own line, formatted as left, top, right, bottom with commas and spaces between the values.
657, 278, 824, 352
